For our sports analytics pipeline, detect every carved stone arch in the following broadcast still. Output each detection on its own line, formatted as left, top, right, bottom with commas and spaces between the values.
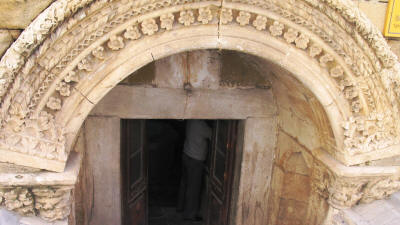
0, 0, 399, 172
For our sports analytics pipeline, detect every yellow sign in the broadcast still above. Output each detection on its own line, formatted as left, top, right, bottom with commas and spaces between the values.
384, 0, 400, 37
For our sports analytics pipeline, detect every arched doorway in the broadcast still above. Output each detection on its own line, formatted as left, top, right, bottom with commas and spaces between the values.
0, 0, 400, 224
76, 49, 329, 225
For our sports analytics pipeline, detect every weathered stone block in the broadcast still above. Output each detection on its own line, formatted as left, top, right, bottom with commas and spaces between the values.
0, 30, 12, 58
0, 0, 54, 29
358, 1, 387, 33
277, 199, 308, 225
281, 173, 311, 202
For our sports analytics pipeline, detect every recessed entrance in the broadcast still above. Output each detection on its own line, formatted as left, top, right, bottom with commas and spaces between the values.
120, 119, 240, 225
75, 50, 331, 225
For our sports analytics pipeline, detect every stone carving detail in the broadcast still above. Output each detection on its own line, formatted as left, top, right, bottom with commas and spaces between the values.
92, 46, 105, 60
0, 110, 66, 162
312, 160, 400, 209
160, 14, 175, 30
295, 34, 309, 50
342, 113, 399, 154
351, 100, 361, 114
252, 15, 267, 31
309, 45, 322, 58
198, 7, 212, 24
284, 28, 298, 44
320, 54, 334, 67
179, 10, 195, 26
0, 0, 398, 171
64, 70, 79, 83
361, 178, 400, 204
141, 19, 158, 35
107, 35, 124, 51
0, 187, 34, 215
46, 97, 62, 111
220, 8, 233, 24
77, 58, 92, 72
330, 66, 344, 78
236, 11, 251, 26
55, 82, 71, 97
124, 25, 142, 40
269, 21, 284, 36
0, 186, 72, 221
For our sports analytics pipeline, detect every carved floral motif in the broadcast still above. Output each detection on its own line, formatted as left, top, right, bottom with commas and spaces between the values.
284, 28, 298, 43
309, 45, 322, 58
179, 10, 195, 26
92, 46, 105, 60
312, 160, 400, 209
198, 7, 212, 24
269, 21, 284, 36
330, 66, 344, 78
124, 25, 142, 40
77, 58, 92, 72
343, 86, 358, 100
220, 8, 233, 24
236, 11, 251, 26
0, 188, 34, 215
295, 34, 309, 49
0, 186, 72, 221
351, 100, 361, 113
141, 19, 158, 35
107, 35, 124, 51
55, 82, 71, 97
46, 97, 61, 110
252, 15, 267, 31
0, 108, 66, 162
160, 14, 174, 30
342, 112, 399, 154
320, 54, 334, 67
64, 70, 79, 83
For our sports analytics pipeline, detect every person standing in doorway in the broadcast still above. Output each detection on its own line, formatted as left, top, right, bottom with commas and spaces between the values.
177, 120, 212, 221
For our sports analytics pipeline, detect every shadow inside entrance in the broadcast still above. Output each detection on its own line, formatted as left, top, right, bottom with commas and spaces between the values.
149, 206, 203, 225
147, 120, 206, 225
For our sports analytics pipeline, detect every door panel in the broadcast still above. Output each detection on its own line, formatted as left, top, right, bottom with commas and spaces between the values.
121, 120, 147, 225
207, 120, 238, 225
127, 193, 147, 225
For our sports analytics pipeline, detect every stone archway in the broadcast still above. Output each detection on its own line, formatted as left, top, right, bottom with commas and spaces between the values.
0, 0, 400, 224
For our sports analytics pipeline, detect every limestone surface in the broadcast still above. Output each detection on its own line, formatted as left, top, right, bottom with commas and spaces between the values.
0, 0, 54, 29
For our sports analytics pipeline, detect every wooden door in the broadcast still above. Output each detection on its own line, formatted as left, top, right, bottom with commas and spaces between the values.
207, 120, 238, 225
121, 120, 147, 225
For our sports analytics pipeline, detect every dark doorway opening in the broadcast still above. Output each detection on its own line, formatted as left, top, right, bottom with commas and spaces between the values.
121, 120, 240, 225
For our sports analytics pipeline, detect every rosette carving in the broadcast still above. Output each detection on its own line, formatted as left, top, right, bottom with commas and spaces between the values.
124, 25, 142, 40
269, 21, 284, 36
160, 14, 174, 30
236, 11, 251, 26
92, 46, 105, 60
141, 19, 158, 35
107, 35, 124, 51
252, 15, 267, 31
179, 10, 195, 26
284, 28, 298, 44
220, 8, 233, 24
198, 7, 213, 24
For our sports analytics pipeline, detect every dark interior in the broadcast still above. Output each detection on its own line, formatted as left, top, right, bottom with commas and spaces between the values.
147, 120, 207, 225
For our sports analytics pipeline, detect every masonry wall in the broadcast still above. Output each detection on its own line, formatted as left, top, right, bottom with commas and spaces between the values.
266, 66, 332, 225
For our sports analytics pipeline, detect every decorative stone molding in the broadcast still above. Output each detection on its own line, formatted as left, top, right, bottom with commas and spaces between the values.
312, 150, 400, 209
0, 152, 80, 221
0, 186, 73, 221
0, 0, 398, 171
